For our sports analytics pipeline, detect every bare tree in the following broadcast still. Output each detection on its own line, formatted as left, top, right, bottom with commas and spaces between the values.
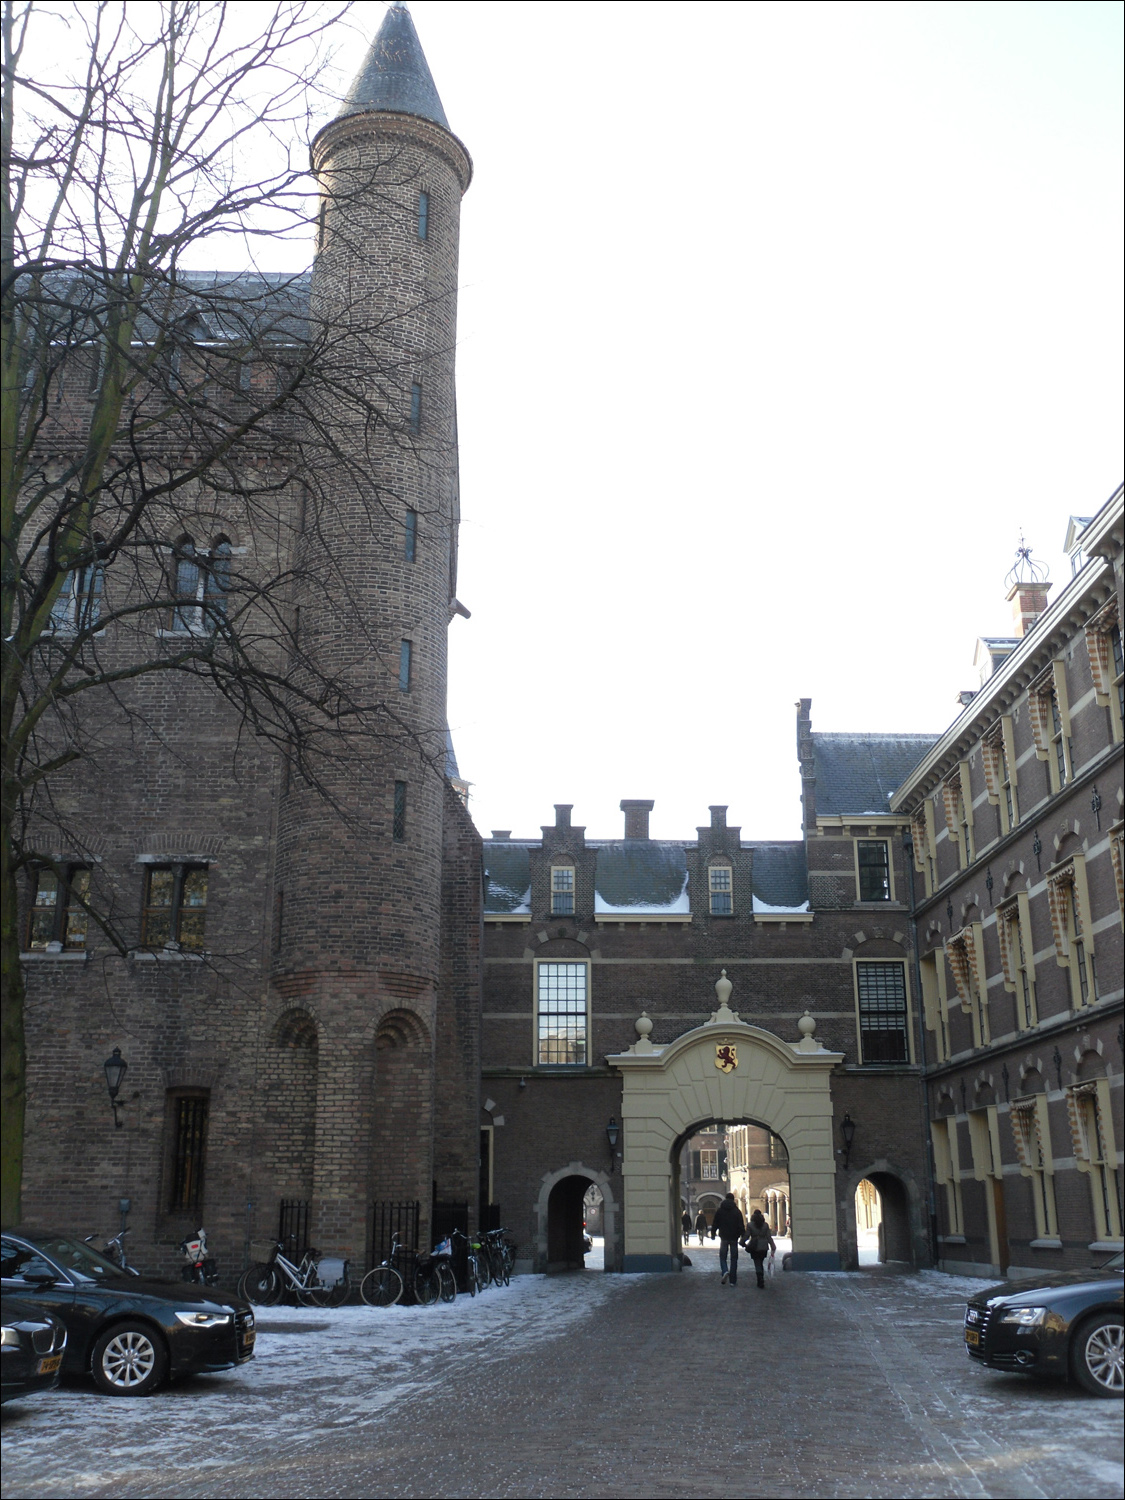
1, 0, 458, 1223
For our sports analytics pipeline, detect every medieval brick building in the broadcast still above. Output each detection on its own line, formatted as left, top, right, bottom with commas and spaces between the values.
17, 1, 483, 1275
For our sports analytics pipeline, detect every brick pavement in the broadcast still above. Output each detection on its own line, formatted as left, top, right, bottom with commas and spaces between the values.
2, 1260, 1121, 1500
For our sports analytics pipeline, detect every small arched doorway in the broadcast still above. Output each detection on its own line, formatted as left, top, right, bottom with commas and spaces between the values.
547, 1173, 594, 1271
855, 1171, 913, 1264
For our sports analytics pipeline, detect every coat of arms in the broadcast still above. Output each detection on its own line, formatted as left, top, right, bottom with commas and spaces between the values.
715, 1043, 738, 1073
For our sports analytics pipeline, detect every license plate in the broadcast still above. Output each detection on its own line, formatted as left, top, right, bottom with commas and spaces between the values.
242, 1331, 256, 1348
964, 1328, 980, 1348
36, 1355, 62, 1375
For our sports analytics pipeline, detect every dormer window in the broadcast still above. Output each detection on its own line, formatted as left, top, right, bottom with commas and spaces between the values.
856, 840, 890, 901
551, 866, 575, 916
708, 865, 732, 916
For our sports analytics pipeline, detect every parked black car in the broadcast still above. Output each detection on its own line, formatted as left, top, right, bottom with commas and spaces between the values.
964, 1252, 1123, 1396
0, 1232, 255, 1397
1, 1295, 67, 1403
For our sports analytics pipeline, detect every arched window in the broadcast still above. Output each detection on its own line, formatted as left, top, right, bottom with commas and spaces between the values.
49, 537, 105, 632
172, 536, 200, 631
204, 537, 232, 619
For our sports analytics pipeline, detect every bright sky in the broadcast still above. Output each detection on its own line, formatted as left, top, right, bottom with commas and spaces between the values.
36, 0, 1125, 844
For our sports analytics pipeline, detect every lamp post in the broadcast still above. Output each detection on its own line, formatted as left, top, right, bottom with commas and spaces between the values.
840, 1113, 856, 1171
606, 1116, 619, 1171
103, 1048, 128, 1129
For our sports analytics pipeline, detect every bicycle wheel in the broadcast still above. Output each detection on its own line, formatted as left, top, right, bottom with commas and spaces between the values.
474, 1246, 492, 1288
414, 1266, 439, 1307
238, 1264, 281, 1307
466, 1257, 479, 1296
437, 1263, 457, 1303
360, 1265, 403, 1308
306, 1274, 350, 1308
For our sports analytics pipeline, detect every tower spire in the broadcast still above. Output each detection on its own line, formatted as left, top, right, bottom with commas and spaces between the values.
338, 1, 451, 130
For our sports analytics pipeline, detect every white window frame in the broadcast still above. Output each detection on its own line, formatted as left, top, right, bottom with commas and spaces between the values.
534, 958, 589, 1067
550, 865, 575, 917
708, 864, 733, 916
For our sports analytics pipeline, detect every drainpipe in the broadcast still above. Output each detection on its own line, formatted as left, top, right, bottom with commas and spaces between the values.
904, 831, 939, 1267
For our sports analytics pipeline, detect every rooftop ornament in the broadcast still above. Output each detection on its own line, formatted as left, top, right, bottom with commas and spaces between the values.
1004, 533, 1050, 591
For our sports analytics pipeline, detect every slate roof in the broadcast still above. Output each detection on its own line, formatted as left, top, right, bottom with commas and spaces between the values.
594, 844, 689, 914
483, 844, 531, 915
338, 2, 451, 130
747, 843, 808, 908
812, 733, 939, 816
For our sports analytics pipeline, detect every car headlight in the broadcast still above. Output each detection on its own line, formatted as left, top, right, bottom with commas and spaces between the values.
174, 1311, 231, 1327
1, 1326, 20, 1346
999, 1306, 1047, 1326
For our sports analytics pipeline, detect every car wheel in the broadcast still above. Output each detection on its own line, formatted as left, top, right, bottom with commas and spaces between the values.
91, 1322, 168, 1397
1072, 1314, 1124, 1397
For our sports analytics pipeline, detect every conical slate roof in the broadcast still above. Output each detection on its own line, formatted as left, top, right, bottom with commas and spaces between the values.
338, 2, 450, 130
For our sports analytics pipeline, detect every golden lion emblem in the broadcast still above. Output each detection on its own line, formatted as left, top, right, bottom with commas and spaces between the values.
715, 1043, 738, 1073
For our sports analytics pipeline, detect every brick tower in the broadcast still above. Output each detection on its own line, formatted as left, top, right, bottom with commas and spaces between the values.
274, 1, 475, 1258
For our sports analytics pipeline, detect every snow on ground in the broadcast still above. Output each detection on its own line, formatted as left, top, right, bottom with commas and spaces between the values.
0, 1265, 637, 1493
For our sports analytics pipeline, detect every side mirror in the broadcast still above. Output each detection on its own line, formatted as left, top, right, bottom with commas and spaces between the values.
22, 1271, 60, 1287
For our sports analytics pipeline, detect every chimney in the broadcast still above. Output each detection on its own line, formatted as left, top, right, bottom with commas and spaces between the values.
621, 799, 654, 840
490, 830, 511, 841
553, 804, 572, 830
1004, 537, 1051, 638
709, 805, 728, 831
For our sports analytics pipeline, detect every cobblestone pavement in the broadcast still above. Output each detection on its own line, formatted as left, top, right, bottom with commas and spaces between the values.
2, 1252, 1122, 1500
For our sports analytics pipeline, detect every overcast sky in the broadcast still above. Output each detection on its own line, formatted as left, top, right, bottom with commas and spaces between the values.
46, 0, 1125, 843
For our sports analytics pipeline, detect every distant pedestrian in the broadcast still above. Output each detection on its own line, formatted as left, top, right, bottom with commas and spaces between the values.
711, 1192, 746, 1285
694, 1210, 708, 1246
681, 1209, 692, 1239
745, 1208, 777, 1288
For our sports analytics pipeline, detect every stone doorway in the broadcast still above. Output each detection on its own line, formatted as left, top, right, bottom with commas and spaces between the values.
607, 974, 843, 1271
854, 1170, 916, 1265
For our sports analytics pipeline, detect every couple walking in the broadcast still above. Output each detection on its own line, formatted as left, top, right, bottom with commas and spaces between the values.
711, 1191, 775, 1288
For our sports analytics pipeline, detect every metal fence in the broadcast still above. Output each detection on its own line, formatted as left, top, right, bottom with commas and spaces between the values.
278, 1199, 310, 1260
370, 1199, 420, 1272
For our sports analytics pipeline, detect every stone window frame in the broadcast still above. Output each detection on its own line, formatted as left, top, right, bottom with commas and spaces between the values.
163, 1088, 209, 1217
534, 958, 590, 1068
550, 865, 575, 917
945, 924, 990, 1047
699, 1148, 720, 1180
23, 863, 91, 953
996, 891, 1038, 1030
1083, 598, 1122, 742
1109, 821, 1124, 930
140, 861, 209, 951
707, 862, 733, 916
1009, 1094, 1058, 1241
1045, 855, 1098, 1009
982, 716, 1020, 834
918, 948, 950, 1063
1027, 661, 1073, 793
854, 837, 892, 902
852, 958, 913, 1065
967, 1104, 1004, 1184
909, 806, 938, 896
1066, 1079, 1122, 1243
941, 762, 974, 868
166, 533, 232, 635
930, 1117, 965, 1238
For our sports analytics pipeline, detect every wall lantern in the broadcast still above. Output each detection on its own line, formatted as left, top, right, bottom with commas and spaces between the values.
103, 1047, 128, 1129
839, 1113, 856, 1170
606, 1117, 620, 1156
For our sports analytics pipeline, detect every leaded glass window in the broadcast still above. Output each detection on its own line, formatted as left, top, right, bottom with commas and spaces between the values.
856, 961, 909, 1063
857, 841, 890, 901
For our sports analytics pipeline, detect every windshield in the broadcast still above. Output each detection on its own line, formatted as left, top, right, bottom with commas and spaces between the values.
19, 1236, 127, 1281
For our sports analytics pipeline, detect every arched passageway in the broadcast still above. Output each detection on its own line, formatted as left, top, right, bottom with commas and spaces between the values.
856, 1171, 914, 1264
672, 1119, 791, 1254
547, 1173, 594, 1271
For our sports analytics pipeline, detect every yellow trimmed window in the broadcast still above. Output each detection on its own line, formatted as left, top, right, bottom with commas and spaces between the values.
708, 865, 733, 916
1067, 1080, 1122, 1242
982, 720, 1019, 833
1046, 857, 1098, 1008
550, 866, 575, 917
931, 1118, 964, 1237
1009, 1095, 1058, 1240
941, 764, 974, 868
945, 926, 990, 1047
996, 894, 1037, 1029
919, 950, 949, 1063
1083, 601, 1123, 742
1029, 664, 1073, 793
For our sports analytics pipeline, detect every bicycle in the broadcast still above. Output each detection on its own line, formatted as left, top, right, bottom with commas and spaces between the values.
237, 1241, 350, 1307
451, 1228, 485, 1296
84, 1228, 139, 1276
482, 1227, 513, 1286
414, 1238, 456, 1306
360, 1233, 406, 1308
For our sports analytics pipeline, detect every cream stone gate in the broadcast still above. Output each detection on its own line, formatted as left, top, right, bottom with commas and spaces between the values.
607, 974, 844, 1271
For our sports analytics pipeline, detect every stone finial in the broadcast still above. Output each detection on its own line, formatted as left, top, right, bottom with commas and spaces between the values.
796, 1009, 820, 1052
633, 1011, 655, 1054
709, 969, 739, 1025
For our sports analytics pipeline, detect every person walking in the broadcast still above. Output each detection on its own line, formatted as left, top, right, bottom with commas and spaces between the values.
745, 1208, 777, 1288
694, 1210, 708, 1246
681, 1209, 692, 1240
710, 1192, 745, 1285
